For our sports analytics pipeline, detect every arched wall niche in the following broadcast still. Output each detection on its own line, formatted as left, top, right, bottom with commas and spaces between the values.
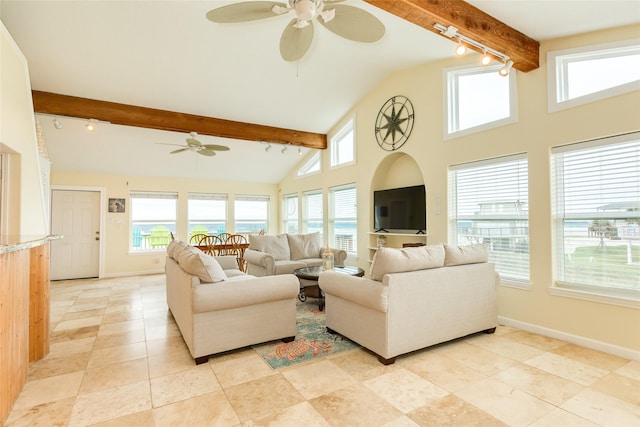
370, 152, 424, 193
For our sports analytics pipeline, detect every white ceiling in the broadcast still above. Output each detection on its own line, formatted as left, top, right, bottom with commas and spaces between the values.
2, 0, 639, 183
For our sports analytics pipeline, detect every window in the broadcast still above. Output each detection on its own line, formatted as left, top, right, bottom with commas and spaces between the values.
188, 193, 227, 239
548, 40, 640, 112
303, 190, 323, 238
330, 118, 355, 167
234, 195, 269, 235
329, 184, 357, 256
449, 154, 530, 284
282, 194, 299, 234
551, 132, 639, 302
130, 191, 177, 251
445, 64, 517, 138
297, 151, 321, 177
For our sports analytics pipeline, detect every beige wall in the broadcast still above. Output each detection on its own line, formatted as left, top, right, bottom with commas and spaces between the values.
279, 25, 640, 354
51, 171, 278, 277
0, 22, 47, 236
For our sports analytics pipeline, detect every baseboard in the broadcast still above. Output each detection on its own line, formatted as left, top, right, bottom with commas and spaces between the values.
101, 269, 164, 278
498, 316, 640, 361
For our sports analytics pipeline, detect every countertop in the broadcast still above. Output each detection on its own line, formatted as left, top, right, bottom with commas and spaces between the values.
0, 235, 62, 254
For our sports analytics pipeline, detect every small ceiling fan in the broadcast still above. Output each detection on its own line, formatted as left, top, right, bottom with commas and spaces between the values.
159, 132, 230, 157
206, 0, 385, 61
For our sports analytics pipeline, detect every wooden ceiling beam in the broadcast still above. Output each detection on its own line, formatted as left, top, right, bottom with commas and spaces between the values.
364, 0, 539, 72
31, 91, 327, 150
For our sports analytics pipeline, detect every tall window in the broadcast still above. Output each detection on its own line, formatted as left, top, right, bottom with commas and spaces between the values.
551, 133, 639, 300
445, 64, 517, 138
282, 194, 299, 234
297, 151, 321, 177
548, 40, 640, 112
130, 191, 177, 251
303, 190, 323, 238
188, 193, 227, 239
330, 118, 355, 168
234, 195, 269, 235
449, 154, 530, 284
329, 184, 357, 256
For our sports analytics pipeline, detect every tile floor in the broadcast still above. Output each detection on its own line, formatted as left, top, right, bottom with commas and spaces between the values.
4, 274, 639, 427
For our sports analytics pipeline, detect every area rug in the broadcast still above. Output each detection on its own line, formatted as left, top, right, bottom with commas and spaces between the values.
254, 300, 360, 369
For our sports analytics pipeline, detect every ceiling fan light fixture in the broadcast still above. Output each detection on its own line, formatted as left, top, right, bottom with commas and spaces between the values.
294, 0, 318, 22
319, 8, 335, 23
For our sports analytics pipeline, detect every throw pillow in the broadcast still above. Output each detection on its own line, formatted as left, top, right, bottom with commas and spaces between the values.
370, 244, 445, 281
166, 239, 188, 260
287, 232, 322, 260
248, 234, 291, 261
177, 246, 227, 283
443, 243, 489, 266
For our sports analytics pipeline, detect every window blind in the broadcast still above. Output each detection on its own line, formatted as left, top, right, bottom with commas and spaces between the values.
329, 185, 357, 254
304, 190, 324, 236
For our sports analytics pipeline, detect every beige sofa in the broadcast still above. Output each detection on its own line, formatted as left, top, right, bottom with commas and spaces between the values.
319, 243, 498, 365
244, 232, 347, 276
165, 240, 300, 364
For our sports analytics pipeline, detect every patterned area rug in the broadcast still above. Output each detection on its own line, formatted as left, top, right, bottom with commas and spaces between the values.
254, 300, 360, 369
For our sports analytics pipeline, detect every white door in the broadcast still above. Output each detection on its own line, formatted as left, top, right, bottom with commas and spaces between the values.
51, 190, 100, 280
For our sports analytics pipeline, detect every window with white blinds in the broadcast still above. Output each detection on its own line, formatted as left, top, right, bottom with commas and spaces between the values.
329, 184, 357, 256
551, 132, 640, 299
234, 195, 269, 235
303, 190, 323, 238
282, 194, 299, 234
130, 191, 177, 250
449, 154, 530, 284
187, 193, 227, 238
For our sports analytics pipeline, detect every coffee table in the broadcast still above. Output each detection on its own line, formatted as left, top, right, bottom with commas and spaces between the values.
294, 265, 365, 311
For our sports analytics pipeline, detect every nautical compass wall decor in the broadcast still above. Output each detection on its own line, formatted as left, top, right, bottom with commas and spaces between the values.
375, 95, 414, 151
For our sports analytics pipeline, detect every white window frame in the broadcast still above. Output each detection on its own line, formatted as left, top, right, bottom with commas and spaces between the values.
234, 195, 270, 235
550, 132, 640, 308
303, 189, 323, 239
328, 184, 357, 258
330, 117, 356, 168
444, 64, 518, 140
449, 154, 530, 286
297, 151, 321, 177
282, 193, 299, 234
548, 39, 640, 113
130, 191, 177, 252
187, 193, 227, 238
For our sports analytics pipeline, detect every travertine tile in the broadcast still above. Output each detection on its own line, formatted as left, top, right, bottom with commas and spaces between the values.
525, 352, 609, 386
405, 352, 487, 393
152, 391, 240, 427
146, 335, 189, 357
150, 363, 221, 407
28, 351, 91, 381
50, 325, 100, 344
552, 343, 630, 371
147, 346, 196, 379
249, 401, 330, 426
97, 318, 145, 336
408, 394, 507, 427
432, 341, 517, 376
561, 388, 640, 426
466, 333, 544, 361
211, 352, 277, 388
503, 330, 566, 351
529, 408, 599, 427
54, 316, 103, 332
590, 372, 640, 406
80, 357, 149, 394
48, 336, 96, 357
3, 396, 75, 427
326, 348, 394, 381
87, 410, 154, 427
616, 360, 640, 381
12, 371, 84, 411
86, 341, 147, 369
61, 308, 106, 321
92, 328, 146, 350
282, 359, 358, 399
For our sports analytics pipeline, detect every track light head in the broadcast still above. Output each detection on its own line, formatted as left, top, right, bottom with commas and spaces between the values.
499, 60, 514, 76
265, 143, 271, 152
481, 50, 492, 65
85, 120, 96, 132
297, 147, 302, 156
52, 118, 63, 129
281, 146, 287, 154
455, 40, 467, 56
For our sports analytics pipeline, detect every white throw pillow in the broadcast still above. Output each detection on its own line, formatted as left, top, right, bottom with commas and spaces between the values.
287, 233, 321, 260
177, 246, 227, 283
167, 239, 188, 260
248, 234, 291, 261
443, 243, 489, 266
370, 244, 445, 281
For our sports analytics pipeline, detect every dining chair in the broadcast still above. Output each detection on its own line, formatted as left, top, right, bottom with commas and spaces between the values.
189, 233, 209, 245
198, 234, 223, 256
226, 234, 248, 272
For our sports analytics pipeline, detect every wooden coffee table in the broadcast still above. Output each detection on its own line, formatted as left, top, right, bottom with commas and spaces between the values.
294, 265, 365, 311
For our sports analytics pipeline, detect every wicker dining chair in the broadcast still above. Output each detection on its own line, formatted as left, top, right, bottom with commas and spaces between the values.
197, 234, 223, 256
189, 233, 209, 245
226, 234, 248, 272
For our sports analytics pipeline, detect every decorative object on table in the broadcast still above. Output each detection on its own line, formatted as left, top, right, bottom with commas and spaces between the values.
206, 0, 385, 62
157, 132, 229, 157
375, 95, 415, 151
322, 246, 334, 270
253, 300, 359, 369
108, 198, 125, 213
376, 235, 388, 248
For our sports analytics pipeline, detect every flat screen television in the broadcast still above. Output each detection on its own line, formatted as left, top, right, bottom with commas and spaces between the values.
374, 185, 426, 233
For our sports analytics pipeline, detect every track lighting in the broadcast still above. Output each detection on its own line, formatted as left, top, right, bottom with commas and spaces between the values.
85, 120, 96, 132
499, 60, 514, 77
52, 118, 63, 129
434, 24, 512, 76
265, 143, 272, 152
298, 147, 302, 156
281, 146, 287, 154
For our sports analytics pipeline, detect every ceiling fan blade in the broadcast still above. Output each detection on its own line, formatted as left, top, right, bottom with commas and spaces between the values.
185, 137, 202, 147
198, 149, 217, 157
280, 18, 314, 61
317, 4, 385, 43
156, 143, 187, 147
206, 2, 286, 23
170, 148, 189, 154
202, 144, 230, 151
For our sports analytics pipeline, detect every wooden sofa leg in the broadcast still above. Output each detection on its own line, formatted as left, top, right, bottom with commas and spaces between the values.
377, 355, 396, 365
484, 327, 497, 334
281, 336, 295, 343
195, 355, 209, 365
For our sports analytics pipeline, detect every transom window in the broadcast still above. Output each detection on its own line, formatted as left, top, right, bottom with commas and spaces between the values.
130, 191, 177, 251
449, 154, 530, 284
297, 151, 321, 177
551, 132, 639, 302
187, 193, 226, 240
234, 195, 269, 235
329, 184, 357, 256
330, 118, 355, 168
445, 64, 517, 138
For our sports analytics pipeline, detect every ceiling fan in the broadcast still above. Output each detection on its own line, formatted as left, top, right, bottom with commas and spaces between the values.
206, 0, 385, 61
159, 132, 230, 157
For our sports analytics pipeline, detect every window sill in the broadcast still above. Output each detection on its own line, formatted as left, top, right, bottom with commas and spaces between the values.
499, 278, 531, 290
549, 284, 640, 309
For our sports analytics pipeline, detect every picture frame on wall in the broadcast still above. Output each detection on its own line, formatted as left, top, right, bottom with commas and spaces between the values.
108, 198, 125, 213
